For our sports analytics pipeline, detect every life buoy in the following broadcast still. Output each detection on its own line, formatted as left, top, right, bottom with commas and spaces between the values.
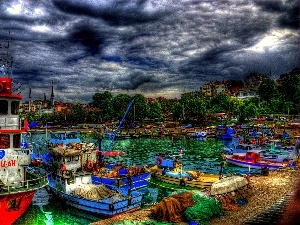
60, 163, 66, 171
156, 156, 163, 165
87, 160, 93, 170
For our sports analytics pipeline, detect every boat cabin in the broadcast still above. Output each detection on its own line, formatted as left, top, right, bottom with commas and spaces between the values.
0, 77, 33, 187
50, 171, 93, 194
231, 151, 261, 163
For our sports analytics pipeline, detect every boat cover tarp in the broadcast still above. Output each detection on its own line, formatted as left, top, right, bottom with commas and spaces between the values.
210, 176, 248, 195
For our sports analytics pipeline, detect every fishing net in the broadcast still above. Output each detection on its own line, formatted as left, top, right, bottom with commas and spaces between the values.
184, 194, 224, 225
73, 184, 125, 201
150, 191, 195, 223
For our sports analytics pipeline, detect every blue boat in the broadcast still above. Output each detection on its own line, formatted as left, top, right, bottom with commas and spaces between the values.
48, 131, 81, 146
47, 98, 151, 192
47, 146, 143, 217
92, 171, 151, 191
216, 126, 236, 140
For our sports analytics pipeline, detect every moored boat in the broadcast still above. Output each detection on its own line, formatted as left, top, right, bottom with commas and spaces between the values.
46, 98, 151, 192
0, 57, 48, 224
47, 145, 143, 217
149, 152, 220, 189
221, 149, 291, 170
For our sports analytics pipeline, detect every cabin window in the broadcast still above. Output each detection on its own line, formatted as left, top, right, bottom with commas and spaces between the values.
0, 100, 8, 114
11, 101, 19, 115
65, 157, 71, 162
67, 133, 76, 139
0, 134, 10, 148
13, 134, 21, 148
73, 155, 79, 161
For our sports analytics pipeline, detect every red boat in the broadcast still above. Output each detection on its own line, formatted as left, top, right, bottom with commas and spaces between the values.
0, 43, 48, 225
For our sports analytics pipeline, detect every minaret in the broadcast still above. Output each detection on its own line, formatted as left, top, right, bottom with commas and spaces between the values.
51, 80, 54, 109
29, 87, 31, 112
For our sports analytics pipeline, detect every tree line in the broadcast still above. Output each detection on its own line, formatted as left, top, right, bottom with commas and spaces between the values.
23, 69, 300, 126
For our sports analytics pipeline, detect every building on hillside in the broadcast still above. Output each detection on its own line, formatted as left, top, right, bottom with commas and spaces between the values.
200, 81, 229, 96
244, 72, 268, 88
234, 88, 258, 99
38, 108, 54, 115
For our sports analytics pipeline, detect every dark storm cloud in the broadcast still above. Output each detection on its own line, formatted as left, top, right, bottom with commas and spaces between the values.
255, 0, 300, 30
118, 70, 158, 90
52, 0, 170, 26
0, 0, 298, 102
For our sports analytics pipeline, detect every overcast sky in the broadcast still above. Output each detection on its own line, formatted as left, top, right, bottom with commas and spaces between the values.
0, 0, 299, 103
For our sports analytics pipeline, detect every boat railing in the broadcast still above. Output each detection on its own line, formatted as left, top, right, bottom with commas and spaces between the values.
0, 170, 49, 195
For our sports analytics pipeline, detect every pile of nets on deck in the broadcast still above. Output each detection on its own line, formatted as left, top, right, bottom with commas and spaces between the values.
73, 184, 125, 201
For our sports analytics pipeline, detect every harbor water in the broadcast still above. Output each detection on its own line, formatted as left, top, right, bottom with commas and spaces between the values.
14, 132, 260, 225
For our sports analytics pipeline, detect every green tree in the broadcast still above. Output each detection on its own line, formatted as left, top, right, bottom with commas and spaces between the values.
171, 102, 183, 121
112, 94, 132, 121
91, 91, 113, 121
209, 93, 231, 113
279, 73, 300, 114
132, 94, 149, 122
243, 101, 258, 119
184, 97, 207, 121
257, 78, 278, 102
148, 101, 163, 119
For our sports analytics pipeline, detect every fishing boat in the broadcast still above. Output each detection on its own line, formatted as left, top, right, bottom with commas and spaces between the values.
48, 131, 81, 146
149, 152, 220, 189
221, 149, 291, 170
47, 99, 151, 191
216, 126, 236, 140
186, 131, 207, 140
0, 49, 48, 224
47, 144, 143, 217
223, 137, 262, 154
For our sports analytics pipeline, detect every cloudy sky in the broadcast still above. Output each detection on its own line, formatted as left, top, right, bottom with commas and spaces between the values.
0, 0, 299, 103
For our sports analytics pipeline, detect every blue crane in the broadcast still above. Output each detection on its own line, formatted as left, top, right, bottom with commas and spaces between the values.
105, 98, 135, 153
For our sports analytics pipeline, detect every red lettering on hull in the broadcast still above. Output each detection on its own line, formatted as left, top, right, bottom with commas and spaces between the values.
0, 160, 17, 168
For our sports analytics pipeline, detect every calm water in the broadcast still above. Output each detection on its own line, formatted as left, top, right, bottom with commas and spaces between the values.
14, 133, 260, 225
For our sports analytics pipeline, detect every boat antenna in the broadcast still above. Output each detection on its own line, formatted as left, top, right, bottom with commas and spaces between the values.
5, 31, 12, 78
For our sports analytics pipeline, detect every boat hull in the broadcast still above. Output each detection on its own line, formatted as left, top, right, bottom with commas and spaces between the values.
92, 172, 151, 191
48, 182, 143, 217
153, 173, 220, 189
0, 190, 37, 225
224, 157, 286, 170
